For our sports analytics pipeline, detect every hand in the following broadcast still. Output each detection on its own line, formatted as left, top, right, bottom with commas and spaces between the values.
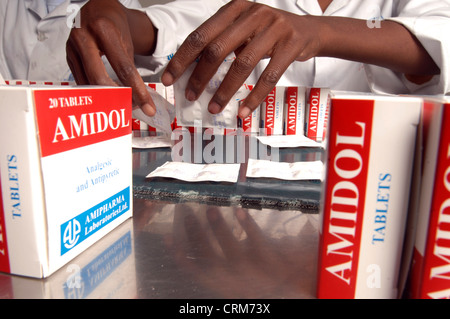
161, 0, 322, 119
161, 0, 439, 119
66, 0, 157, 116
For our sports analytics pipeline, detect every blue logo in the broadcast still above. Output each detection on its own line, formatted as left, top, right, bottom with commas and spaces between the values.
63, 219, 81, 250
60, 187, 130, 255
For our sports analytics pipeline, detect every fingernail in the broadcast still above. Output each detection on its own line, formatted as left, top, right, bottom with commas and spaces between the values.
208, 101, 222, 114
186, 89, 197, 101
239, 106, 251, 119
161, 71, 174, 86
142, 103, 156, 117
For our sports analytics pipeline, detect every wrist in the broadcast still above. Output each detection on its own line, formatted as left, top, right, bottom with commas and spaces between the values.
311, 16, 355, 59
126, 9, 157, 56
293, 15, 329, 61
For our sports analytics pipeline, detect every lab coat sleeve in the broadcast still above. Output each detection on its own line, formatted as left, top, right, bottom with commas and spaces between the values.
366, 0, 450, 95
136, 0, 228, 77
119, 0, 142, 9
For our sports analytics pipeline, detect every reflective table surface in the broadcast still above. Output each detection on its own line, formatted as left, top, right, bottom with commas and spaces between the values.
0, 200, 319, 299
0, 138, 322, 299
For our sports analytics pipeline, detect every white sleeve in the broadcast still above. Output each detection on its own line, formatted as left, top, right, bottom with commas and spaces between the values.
367, 0, 450, 95
136, 0, 228, 77
118, 0, 142, 9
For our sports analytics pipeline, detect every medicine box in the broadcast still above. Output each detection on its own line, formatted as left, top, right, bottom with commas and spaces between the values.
409, 96, 450, 299
317, 93, 422, 298
0, 84, 133, 278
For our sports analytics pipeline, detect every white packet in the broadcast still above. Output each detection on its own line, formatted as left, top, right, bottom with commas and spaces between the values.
132, 85, 175, 135
257, 134, 324, 148
146, 161, 241, 183
102, 55, 176, 134
246, 159, 324, 181
174, 54, 251, 129
132, 135, 172, 149
0, 72, 5, 85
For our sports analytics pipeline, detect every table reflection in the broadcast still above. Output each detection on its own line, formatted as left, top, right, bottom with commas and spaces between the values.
134, 199, 319, 299
0, 218, 137, 299
0, 198, 319, 299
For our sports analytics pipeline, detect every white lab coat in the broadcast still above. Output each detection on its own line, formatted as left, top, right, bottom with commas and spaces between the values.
142, 0, 450, 95
0, 0, 141, 81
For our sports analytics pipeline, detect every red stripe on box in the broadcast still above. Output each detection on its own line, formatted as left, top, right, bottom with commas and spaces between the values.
285, 87, 299, 135
317, 98, 374, 298
420, 103, 450, 299
34, 88, 132, 157
307, 88, 322, 141
0, 174, 11, 274
263, 87, 276, 135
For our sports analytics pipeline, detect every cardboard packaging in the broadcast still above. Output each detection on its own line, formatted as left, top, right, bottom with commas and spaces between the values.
261, 86, 285, 135
284, 86, 306, 136
0, 84, 133, 278
409, 96, 450, 299
306, 88, 330, 142
239, 107, 260, 133
317, 93, 422, 298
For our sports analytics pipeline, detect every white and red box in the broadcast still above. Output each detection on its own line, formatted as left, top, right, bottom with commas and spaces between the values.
306, 88, 330, 142
240, 107, 260, 133
409, 97, 450, 299
261, 86, 284, 135
284, 86, 306, 136
317, 93, 422, 298
0, 84, 133, 278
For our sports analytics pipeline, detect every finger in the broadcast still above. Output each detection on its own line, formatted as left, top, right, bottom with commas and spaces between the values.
89, 19, 156, 116
238, 44, 299, 119
67, 27, 117, 87
161, 0, 251, 87
185, 8, 268, 107
207, 30, 275, 114
66, 38, 89, 85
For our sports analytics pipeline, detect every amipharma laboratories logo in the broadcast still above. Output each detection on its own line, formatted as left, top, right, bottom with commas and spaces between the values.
63, 218, 82, 250
60, 187, 130, 255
